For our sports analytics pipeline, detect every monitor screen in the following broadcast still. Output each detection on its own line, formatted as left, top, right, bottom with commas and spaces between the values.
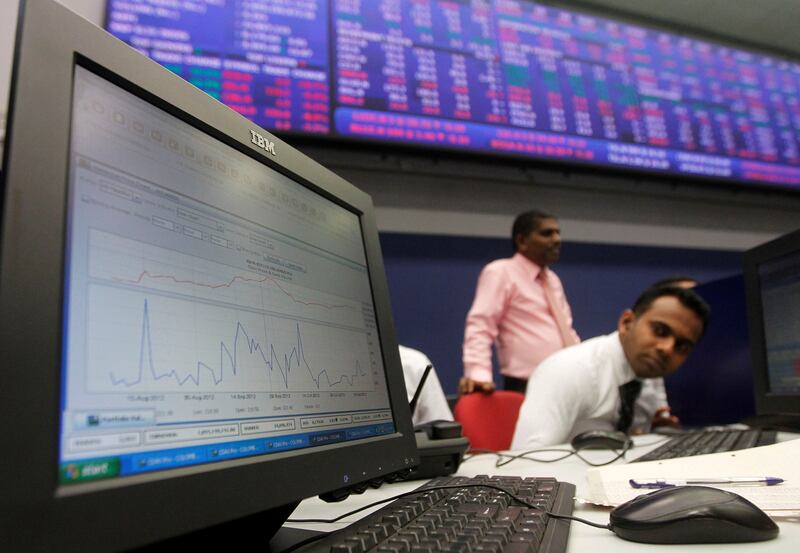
0, 1, 416, 550
743, 228, 800, 430
756, 252, 800, 396
105, 0, 800, 189
60, 65, 395, 483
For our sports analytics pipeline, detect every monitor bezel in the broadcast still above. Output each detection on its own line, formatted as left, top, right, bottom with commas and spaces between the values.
0, 1, 418, 550
743, 227, 800, 417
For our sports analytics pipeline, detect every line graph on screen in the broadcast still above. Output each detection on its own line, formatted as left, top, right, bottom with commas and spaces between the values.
83, 231, 375, 393
85, 285, 374, 393
88, 230, 362, 328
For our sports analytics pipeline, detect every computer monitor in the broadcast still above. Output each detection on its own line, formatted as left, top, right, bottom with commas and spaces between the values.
742, 229, 800, 431
0, 1, 417, 551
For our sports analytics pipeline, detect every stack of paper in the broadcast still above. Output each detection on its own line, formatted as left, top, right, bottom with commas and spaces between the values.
584, 438, 800, 517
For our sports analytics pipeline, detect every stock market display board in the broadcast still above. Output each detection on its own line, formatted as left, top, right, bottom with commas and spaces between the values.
106, 0, 800, 188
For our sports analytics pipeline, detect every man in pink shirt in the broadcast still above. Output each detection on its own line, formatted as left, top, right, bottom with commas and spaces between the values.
460, 211, 579, 394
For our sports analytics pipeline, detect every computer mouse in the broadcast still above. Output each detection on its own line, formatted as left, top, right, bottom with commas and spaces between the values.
609, 485, 779, 543
570, 429, 632, 450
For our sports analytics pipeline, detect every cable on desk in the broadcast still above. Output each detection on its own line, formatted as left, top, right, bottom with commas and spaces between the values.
464, 443, 632, 467
466, 434, 671, 459
494, 448, 576, 466
287, 483, 613, 531
462, 448, 574, 465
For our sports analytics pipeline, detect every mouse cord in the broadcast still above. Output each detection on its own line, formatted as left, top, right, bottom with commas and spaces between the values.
574, 442, 632, 466
494, 448, 575, 466
288, 483, 613, 531
483, 446, 630, 467
463, 448, 575, 466
461, 447, 512, 459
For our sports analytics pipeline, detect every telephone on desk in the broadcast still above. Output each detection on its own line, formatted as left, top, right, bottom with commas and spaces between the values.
399, 364, 470, 480
402, 420, 469, 480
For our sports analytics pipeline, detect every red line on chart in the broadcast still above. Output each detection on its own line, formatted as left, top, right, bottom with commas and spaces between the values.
112, 270, 353, 310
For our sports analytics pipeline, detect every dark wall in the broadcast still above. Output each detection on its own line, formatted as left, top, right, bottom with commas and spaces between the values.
664, 274, 756, 425
380, 232, 744, 395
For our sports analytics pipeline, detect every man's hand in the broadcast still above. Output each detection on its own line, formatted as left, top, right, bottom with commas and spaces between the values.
651, 406, 681, 428
458, 377, 496, 394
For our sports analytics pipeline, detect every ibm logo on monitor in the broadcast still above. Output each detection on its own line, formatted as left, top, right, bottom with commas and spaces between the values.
250, 130, 276, 156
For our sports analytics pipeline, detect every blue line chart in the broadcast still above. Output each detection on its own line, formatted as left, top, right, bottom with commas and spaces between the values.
109, 298, 369, 391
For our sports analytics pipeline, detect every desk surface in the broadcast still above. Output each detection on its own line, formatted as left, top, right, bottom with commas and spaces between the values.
287, 434, 799, 552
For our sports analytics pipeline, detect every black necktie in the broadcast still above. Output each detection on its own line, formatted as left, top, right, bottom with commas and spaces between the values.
617, 379, 643, 433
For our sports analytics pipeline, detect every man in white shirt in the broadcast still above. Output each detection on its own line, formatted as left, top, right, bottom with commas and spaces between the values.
511, 286, 709, 449
399, 345, 453, 426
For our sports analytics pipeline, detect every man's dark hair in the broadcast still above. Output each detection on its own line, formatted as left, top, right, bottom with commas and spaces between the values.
632, 286, 710, 336
511, 210, 554, 251
650, 275, 698, 289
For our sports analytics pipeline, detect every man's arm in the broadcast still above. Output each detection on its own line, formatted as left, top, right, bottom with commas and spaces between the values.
461, 264, 509, 393
552, 272, 580, 344
510, 356, 586, 449
458, 377, 495, 394
565, 301, 580, 345
639, 378, 680, 429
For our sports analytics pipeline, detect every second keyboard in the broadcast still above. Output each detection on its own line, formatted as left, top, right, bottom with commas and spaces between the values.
631, 429, 777, 462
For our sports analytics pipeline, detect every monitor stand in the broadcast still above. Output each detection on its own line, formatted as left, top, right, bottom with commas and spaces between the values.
130, 501, 323, 552
742, 413, 800, 432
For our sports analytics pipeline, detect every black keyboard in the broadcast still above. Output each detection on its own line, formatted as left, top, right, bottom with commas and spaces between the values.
631, 428, 777, 463
309, 475, 576, 553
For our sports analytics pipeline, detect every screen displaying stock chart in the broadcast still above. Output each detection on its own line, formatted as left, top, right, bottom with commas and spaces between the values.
59, 66, 394, 482
106, 0, 800, 188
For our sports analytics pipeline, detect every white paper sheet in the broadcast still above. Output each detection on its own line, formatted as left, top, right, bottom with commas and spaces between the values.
583, 438, 800, 514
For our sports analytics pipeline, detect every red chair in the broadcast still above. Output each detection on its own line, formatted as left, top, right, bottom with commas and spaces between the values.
453, 390, 525, 451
